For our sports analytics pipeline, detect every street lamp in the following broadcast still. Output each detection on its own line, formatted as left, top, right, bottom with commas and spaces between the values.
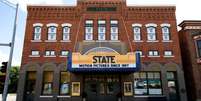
0, 0, 19, 101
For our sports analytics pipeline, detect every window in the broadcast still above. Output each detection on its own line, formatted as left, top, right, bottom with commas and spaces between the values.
124, 82, 133, 96
133, 27, 141, 41
164, 51, 173, 56
147, 27, 156, 41
148, 51, 159, 56
61, 50, 69, 56
33, 26, 42, 40
42, 71, 53, 95
31, 50, 39, 56
135, 50, 143, 56
98, 20, 106, 40
60, 72, 70, 95
197, 40, 201, 57
134, 72, 162, 95
62, 27, 70, 40
48, 26, 57, 40
110, 20, 118, 40
45, 51, 55, 56
85, 20, 93, 40
162, 27, 170, 41
167, 72, 179, 100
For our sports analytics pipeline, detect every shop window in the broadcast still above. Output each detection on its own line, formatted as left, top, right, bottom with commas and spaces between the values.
133, 27, 141, 41
110, 20, 118, 40
134, 72, 162, 95
162, 27, 170, 41
85, 20, 93, 40
167, 72, 179, 101
47, 26, 57, 40
98, 20, 106, 40
62, 26, 70, 41
60, 72, 70, 95
42, 71, 53, 95
33, 26, 41, 40
72, 82, 80, 96
26, 72, 36, 95
197, 40, 201, 57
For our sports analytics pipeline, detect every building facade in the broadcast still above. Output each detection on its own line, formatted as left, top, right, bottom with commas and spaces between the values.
179, 21, 201, 101
17, 0, 187, 101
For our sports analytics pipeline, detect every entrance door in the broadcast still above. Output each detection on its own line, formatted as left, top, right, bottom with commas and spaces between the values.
24, 72, 36, 101
84, 75, 121, 101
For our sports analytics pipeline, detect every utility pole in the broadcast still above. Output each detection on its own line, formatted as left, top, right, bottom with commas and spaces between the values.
0, 0, 18, 101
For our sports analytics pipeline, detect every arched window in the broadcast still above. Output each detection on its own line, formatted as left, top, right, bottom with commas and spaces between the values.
85, 20, 93, 40
47, 26, 57, 40
110, 20, 118, 40
47, 23, 58, 41
132, 23, 142, 41
33, 23, 43, 40
62, 23, 72, 41
161, 24, 171, 41
146, 23, 157, 41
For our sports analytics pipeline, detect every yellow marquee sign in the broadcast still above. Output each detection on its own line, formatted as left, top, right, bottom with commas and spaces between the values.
67, 52, 140, 72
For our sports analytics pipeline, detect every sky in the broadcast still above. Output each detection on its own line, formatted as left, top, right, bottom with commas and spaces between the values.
0, 0, 201, 66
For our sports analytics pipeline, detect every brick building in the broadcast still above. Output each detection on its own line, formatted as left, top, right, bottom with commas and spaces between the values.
17, 0, 187, 101
179, 20, 201, 101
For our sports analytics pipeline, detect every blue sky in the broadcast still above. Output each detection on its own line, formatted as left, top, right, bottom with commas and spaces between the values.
0, 0, 201, 66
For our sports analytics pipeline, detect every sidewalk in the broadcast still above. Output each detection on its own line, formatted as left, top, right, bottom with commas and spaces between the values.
0, 94, 16, 101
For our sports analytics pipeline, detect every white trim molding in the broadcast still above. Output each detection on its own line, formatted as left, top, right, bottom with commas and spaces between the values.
33, 23, 43, 27
145, 23, 157, 27
184, 26, 201, 30
61, 23, 72, 27
46, 23, 59, 27
160, 23, 171, 27
132, 23, 142, 27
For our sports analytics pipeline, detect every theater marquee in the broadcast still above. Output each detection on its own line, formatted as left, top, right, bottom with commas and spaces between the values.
67, 52, 141, 72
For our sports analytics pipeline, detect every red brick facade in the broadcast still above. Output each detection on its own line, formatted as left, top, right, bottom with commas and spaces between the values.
17, 0, 187, 101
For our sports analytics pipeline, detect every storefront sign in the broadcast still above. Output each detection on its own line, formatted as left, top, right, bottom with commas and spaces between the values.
67, 52, 140, 72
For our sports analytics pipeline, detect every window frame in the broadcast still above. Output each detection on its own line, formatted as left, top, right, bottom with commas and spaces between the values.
133, 72, 163, 95
133, 26, 141, 41
47, 26, 57, 40
98, 19, 106, 41
148, 50, 159, 56
45, 50, 56, 56
164, 50, 173, 56
33, 26, 42, 40
62, 26, 71, 41
110, 20, 118, 41
162, 26, 171, 41
31, 50, 40, 56
60, 50, 69, 56
147, 26, 157, 41
85, 20, 93, 40
59, 71, 71, 95
42, 71, 54, 95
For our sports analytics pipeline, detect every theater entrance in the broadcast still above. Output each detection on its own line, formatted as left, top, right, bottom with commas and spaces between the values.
84, 75, 121, 101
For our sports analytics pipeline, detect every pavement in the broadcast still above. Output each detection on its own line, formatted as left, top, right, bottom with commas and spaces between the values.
0, 94, 16, 101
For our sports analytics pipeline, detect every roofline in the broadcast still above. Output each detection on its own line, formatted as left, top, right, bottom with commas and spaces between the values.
127, 4, 176, 7
179, 20, 201, 27
27, 4, 77, 7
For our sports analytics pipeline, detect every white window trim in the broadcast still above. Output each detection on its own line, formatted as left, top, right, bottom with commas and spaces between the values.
86, 20, 93, 24
57, 96, 71, 98
108, 40, 121, 42
111, 20, 118, 24
83, 40, 96, 42
40, 96, 53, 98
29, 55, 40, 57
33, 23, 43, 27
46, 23, 58, 27
44, 55, 56, 57
45, 40, 57, 42
160, 23, 171, 27
31, 40, 42, 42
146, 40, 159, 42
132, 23, 142, 27
145, 23, 157, 27
148, 55, 160, 57
164, 55, 175, 58
133, 40, 144, 42
61, 23, 72, 27
162, 40, 173, 42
